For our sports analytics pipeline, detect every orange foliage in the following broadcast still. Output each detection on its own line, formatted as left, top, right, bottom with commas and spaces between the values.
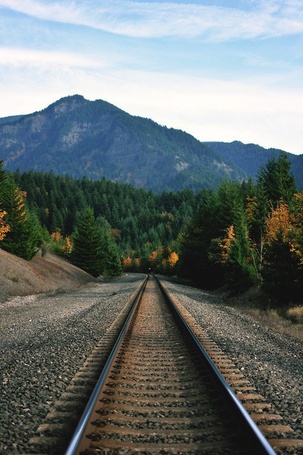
14, 188, 27, 221
51, 230, 63, 243
0, 210, 10, 241
62, 236, 73, 254
265, 199, 303, 264
219, 225, 235, 263
122, 257, 133, 269
265, 202, 292, 244
168, 251, 179, 268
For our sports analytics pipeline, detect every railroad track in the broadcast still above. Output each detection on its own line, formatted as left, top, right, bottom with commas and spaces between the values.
30, 275, 302, 454
62, 275, 275, 455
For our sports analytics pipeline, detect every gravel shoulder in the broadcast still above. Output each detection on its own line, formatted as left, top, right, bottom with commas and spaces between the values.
0, 270, 145, 454
161, 278, 303, 443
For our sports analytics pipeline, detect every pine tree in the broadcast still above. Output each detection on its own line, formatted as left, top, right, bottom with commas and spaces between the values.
178, 190, 223, 288
98, 217, 123, 277
0, 176, 41, 260
71, 208, 104, 277
258, 153, 297, 206
224, 207, 256, 290
102, 237, 123, 277
262, 229, 301, 303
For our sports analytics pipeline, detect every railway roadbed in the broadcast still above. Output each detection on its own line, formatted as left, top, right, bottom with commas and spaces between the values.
0, 274, 302, 454
0, 274, 145, 454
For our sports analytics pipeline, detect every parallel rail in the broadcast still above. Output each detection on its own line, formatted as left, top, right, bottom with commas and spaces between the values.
65, 275, 275, 455
65, 274, 149, 455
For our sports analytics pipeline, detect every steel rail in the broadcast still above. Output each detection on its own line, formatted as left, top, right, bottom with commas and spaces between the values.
64, 274, 149, 455
155, 275, 276, 455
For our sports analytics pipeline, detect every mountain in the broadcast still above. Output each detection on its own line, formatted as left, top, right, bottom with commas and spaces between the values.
0, 95, 302, 191
205, 141, 303, 189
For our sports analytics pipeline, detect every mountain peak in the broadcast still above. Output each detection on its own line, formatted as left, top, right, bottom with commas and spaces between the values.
43, 94, 88, 115
0, 95, 301, 191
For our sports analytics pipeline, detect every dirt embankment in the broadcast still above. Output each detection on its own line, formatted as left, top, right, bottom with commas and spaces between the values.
0, 249, 95, 302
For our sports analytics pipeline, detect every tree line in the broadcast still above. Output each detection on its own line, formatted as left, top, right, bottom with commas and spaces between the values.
178, 153, 303, 304
0, 154, 302, 305
0, 163, 195, 276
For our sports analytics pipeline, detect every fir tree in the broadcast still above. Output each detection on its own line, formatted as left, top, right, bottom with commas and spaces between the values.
98, 217, 123, 277
0, 176, 41, 260
258, 153, 297, 206
71, 208, 104, 277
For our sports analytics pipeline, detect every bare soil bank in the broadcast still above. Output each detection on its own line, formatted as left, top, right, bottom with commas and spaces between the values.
0, 249, 95, 302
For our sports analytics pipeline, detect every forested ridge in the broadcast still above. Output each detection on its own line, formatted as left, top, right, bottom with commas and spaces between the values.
0, 153, 303, 306
1, 95, 302, 192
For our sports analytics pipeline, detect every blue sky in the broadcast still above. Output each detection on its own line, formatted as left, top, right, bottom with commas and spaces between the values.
0, 0, 302, 154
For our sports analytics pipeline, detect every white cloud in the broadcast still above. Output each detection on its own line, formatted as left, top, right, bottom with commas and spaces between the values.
0, 1, 302, 154
0, 47, 104, 69
1, 0, 303, 41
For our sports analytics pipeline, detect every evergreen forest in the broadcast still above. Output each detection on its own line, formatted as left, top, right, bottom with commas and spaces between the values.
0, 153, 303, 306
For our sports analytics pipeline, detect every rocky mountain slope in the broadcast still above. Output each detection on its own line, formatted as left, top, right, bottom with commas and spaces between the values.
0, 95, 302, 191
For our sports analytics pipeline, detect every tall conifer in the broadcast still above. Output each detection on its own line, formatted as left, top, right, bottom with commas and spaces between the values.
71, 208, 103, 277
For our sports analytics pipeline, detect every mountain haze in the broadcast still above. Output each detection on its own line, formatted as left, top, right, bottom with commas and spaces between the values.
0, 95, 302, 191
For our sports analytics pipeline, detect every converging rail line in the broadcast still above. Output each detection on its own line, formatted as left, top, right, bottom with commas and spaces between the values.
64, 275, 275, 455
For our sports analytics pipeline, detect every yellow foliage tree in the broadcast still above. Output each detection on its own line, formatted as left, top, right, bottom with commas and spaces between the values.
0, 209, 10, 241
218, 225, 235, 263
51, 230, 63, 243
264, 201, 293, 244
62, 236, 73, 255
122, 256, 133, 270
168, 251, 179, 268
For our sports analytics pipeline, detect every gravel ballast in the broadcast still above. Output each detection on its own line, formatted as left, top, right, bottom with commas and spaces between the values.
0, 274, 145, 454
161, 278, 303, 442
1, 274, 302, 454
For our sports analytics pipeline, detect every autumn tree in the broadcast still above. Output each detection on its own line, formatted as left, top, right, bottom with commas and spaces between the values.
50, 229, 73, 257
262, 201, 302, 303
0, 209, 10, 241
210, 206, 256, 291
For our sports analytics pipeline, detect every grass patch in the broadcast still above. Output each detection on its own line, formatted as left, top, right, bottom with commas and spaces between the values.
222, 285, 303, 341
4, 274, 19, 283
286, 306, 303, 324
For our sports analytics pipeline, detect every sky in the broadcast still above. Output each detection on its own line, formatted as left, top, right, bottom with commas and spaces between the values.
0, 0, 302, 155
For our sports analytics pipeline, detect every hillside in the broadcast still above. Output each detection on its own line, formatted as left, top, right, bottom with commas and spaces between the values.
206, 141, 303, 189
0, 250, 95, 302
0, 95, 302, 191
